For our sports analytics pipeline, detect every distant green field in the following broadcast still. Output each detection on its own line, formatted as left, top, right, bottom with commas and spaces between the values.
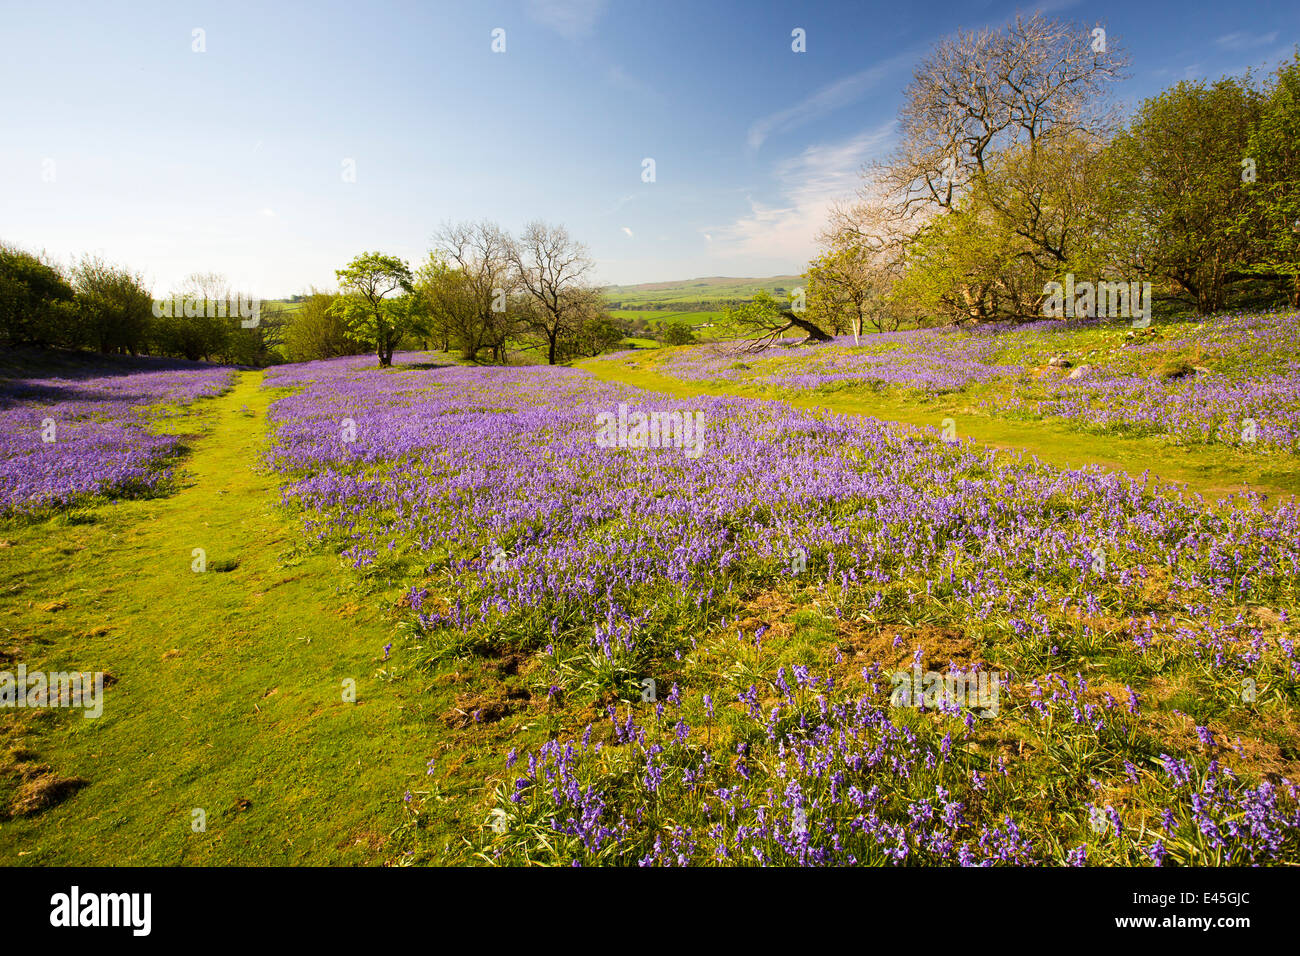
611, 309, 725, 327
263, 299, 305, 313
603, 275, 803, 310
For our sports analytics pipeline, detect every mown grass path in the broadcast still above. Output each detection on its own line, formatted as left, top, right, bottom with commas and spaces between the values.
577, 354, 1300, 502
0, 371, 451, 864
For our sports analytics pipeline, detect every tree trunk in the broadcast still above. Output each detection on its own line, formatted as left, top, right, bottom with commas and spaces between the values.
782, 312, 832, 343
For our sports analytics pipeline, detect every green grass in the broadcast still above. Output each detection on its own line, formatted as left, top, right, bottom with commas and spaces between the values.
264, 299, 306, 313
0, 372, 484, 863
611, 310, 729, 345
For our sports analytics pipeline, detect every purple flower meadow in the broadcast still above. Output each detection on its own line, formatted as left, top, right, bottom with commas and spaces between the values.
263, 350, 1300, 865
1, 355, 234, 513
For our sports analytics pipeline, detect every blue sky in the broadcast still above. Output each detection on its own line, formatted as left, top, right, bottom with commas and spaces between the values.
1, 0, 1295, 295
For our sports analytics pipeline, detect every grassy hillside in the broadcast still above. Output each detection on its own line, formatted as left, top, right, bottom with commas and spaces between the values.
603, 275, 803, 309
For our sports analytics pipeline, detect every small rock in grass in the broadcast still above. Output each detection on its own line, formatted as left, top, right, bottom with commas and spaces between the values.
1048, 355, 1071, 368
1067, 365, 1091, 379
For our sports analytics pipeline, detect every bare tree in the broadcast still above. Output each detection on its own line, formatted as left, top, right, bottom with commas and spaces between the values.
509, 221, 597, 365
180, 271, 231, 304
879, 13, 1127, 221
823, 191, 920, 287
428, 220, 516, 362
823, 14, 1127, 323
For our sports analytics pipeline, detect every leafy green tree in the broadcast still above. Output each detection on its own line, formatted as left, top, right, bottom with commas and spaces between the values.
978, 132, 1117, 284
0, 243, 76, 348
658, 322, 697, 345
220, 302, 286, 367
283, 291, 363, 362
805, 241, 898, 342
331, 252, 418, 367
866, 130, 1115, 324
1239, 52, 1300, 306
150, 307, 227, 361
151, 272, 235, 361
70, 256, 152, 354
891, 199, 1036, 323
1106, 76, 1263, 312
565, 312, 628, 359
415, 254, 482, 358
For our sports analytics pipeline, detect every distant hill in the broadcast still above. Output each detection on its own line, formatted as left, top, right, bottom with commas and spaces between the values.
602, 275, 803, 310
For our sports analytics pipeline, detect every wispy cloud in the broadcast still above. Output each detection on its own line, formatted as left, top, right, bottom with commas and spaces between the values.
1216, 30, 1279, 51
1150, 62, 1207, 82
1017, 0, 1084, 16
620, 226, 634, 238
605, 64, 665, 104
601, 194, 636, 216
526, 0, 607, 40
710, 123, 896, 261
746, 53, 910, 151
